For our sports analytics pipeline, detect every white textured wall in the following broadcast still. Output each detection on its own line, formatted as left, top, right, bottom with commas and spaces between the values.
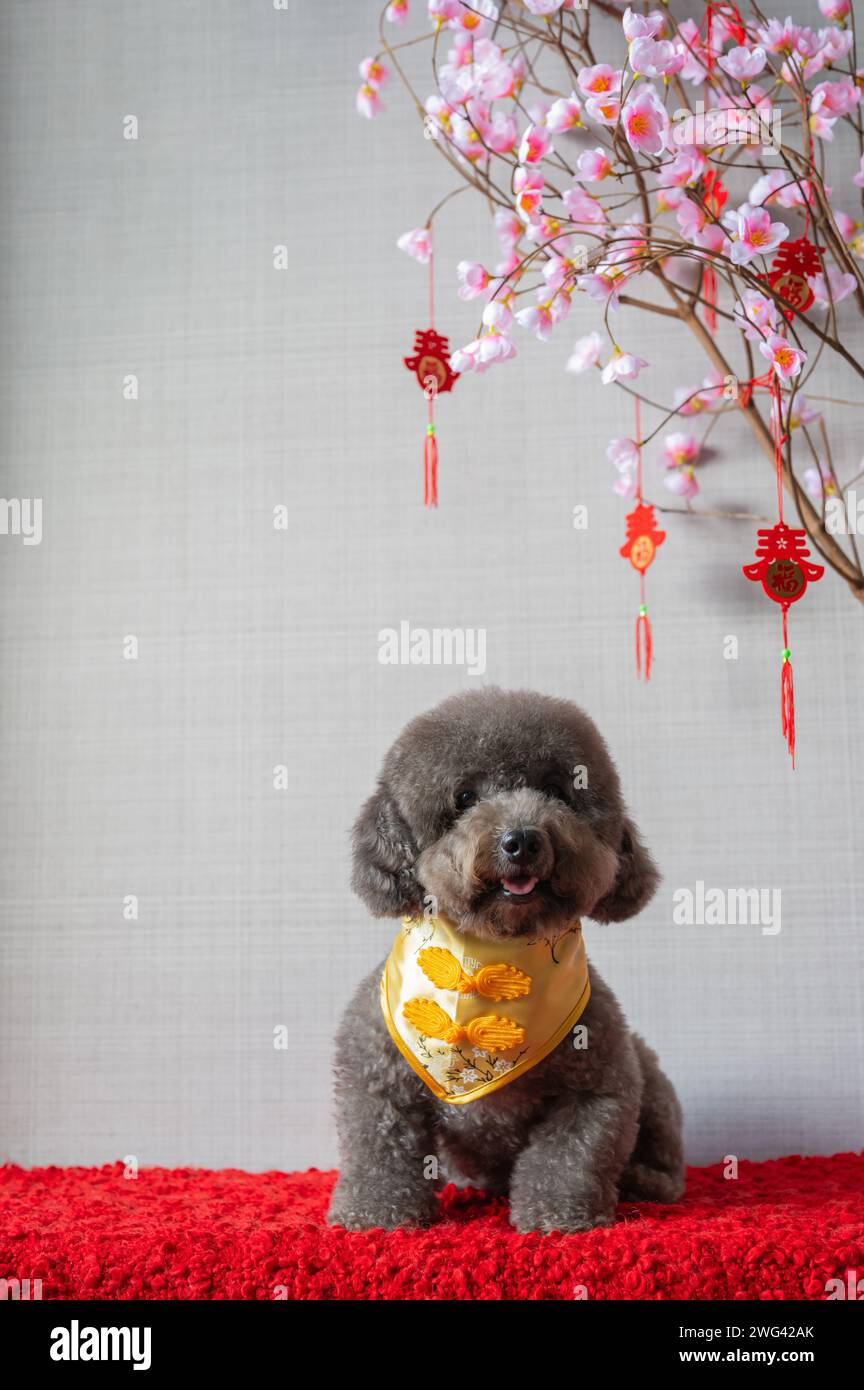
1, 0, 862, 1171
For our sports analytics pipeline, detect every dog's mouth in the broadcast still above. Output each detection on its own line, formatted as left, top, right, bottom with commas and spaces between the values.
499, 874, 540, 901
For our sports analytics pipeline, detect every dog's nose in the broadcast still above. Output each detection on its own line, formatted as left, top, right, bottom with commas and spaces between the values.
501, 827, 542, 861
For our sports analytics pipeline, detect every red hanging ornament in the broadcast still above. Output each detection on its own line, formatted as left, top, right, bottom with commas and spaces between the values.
403, 328, 457, 508
402, 235, 458, 508
742, 522, 824, 609
620, 502, 667, 577
741, 376, 824, 765
619, 400, 666, 680
767, 237, 822, 318
403, 328, 458, 398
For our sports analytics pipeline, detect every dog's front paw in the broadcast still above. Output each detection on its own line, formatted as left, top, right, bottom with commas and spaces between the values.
509, 1197, 616, 1235
327, 1176, 439, 1231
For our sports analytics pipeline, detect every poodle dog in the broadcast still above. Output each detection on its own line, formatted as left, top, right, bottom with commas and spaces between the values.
328, 688, 684, 1234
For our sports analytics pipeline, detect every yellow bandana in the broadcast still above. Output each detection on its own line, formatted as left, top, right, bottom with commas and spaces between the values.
380, 915, 590, 1104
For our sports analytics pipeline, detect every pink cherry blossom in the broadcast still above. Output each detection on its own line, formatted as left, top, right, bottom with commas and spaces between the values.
621, 86, 669, 155
607, 437, 640, 471
563, 185, 607, 226
548, 289, 572, 326
482, 300, 513, 333
523, 215, 563, 247
577, 270, 623, 310
664, 147, 705, 187
448, 112, 488, 164
584, 92, 622, 126
449, 341, 479, 373
629, 38, 684, 79
718, 45, 767, 83
428, 1, 461, 23
576, 148, 613, 182
514, 166, 544, 222
787, 396, 822, 430
495, 210, 522, 248
623, 7, 664, 42
445, 0, 499, 38
656, 185, 684, 213
833, 210, 857, 242
515, 302, 555, 340
423, 94, 453, 135
756, 17, 801, 56
543, 253, 575, 292
813, 78, 860, 119
723, 202, 789, 265
758, 333, 807, 382
494, 250, 520, 277
601, 347, 648, 385
662, 432, 700, 468
577, 64, 622, 96
614, 469, 638, 500
519, 124, 553, 164
664, 467, 699, 498
359, 57, 389, 88
773, 177, 822, 211
809, 109, 837, 142
674, 376, 724, 416
527, 99, 551, 125
385, 0, 409, 23
566, 332, 604, 374
734, 288, 779, 342
546, 94, 583, 132
803, 461, 835, 502
451, 331, 516, 374
356, 84, 382, 119
520, 214, 565, 248
524, 0, 566, 13
457, 261, 491, 300
604, 223, 647, 270
516, 287, 572, 340
452, 299, 516, 374
818, 26, 853, 65
819, 0, 849, 18
439, 38, 508, 107
695, 223, 728, 256
779, 27, 827, 82
477, 328, 516, 366
485, 111, 518, 154
809, 266, 857, 308
676, 199, 705, 240
748, 169, 788, 206
397, 227, 432, 262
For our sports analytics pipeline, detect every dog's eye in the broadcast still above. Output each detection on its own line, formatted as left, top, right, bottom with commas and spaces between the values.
543, 781, 569, 803
454, 788, 477, 813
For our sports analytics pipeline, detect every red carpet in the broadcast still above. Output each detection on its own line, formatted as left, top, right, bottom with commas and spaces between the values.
1, 1154, 862, 1300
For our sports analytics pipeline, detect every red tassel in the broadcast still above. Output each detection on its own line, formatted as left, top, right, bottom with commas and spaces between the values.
423, 425, 438, 508
635, 604, 652, 680
703, 265, 717, 335
781, 611, 794, 765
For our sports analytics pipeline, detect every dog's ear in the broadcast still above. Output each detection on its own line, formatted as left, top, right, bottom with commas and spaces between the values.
351, 784, 423, 918
590, 816, 658, 923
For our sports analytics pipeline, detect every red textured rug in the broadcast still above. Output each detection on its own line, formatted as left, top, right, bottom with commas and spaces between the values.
1, 1154, 862, 1300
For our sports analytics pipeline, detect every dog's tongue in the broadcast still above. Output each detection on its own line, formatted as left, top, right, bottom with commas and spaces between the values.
502, 875, 538, 895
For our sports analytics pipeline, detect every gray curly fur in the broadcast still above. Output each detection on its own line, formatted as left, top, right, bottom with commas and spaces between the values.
328, 689, 684, 1234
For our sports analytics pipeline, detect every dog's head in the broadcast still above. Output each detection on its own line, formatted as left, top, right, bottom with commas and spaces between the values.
352, 689, 657, 941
